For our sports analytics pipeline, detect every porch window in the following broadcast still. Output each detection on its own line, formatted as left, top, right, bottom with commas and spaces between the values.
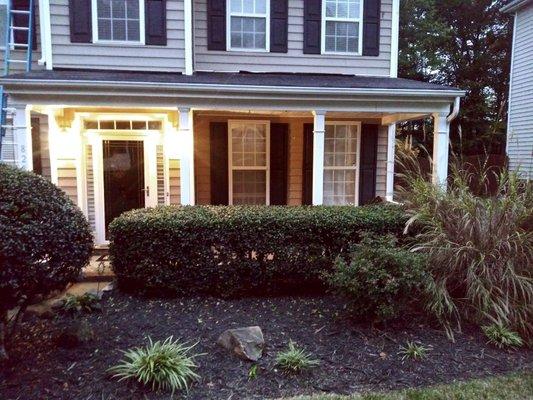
322, 0, 363, 54
323, 123, 360, 205
229, 121, 270, 205
227, 0, 269, 51
93, 0, 144, 43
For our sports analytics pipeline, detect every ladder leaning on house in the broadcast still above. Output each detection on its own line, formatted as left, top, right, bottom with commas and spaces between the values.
0, 0, 34, 163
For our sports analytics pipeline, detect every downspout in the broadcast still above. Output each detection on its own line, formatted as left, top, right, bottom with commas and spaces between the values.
184, 0, 193, 75
37, 0, 52, 69
447, 96, 461, 122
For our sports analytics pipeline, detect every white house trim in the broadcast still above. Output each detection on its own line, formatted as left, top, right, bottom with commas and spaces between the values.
506, 12, 518, 159
390, 0, 400, 78
321, 0, 364, 56
38, 0, 53, 69
184, 0, 193, 75
91, 0, 146, 45
226, 0, 270, 52
312, 110, 326, 205
432, 112, 450, 187
178, 107, 194, 205
385, 123, 395, 201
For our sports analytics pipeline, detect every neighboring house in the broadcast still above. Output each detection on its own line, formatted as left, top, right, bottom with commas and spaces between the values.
502, 0, 533, 179
0, 0, 464, 246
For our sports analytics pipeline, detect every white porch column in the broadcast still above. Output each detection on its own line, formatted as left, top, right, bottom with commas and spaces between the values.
432, 112, 451, 187
312, 110, 326, 205
386, 123, 396, 201
178, 107, 195, 205
12, 105, 32, 171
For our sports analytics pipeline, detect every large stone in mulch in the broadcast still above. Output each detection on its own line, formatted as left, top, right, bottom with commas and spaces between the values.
217, 326, 264, 361
56, 320, 94, 348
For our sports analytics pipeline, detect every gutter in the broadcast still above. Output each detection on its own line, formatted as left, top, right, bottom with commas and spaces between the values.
0, 78, 466, 99
447, 96, 461, 122
501, 0, 532, 13
37, 0, 52, 69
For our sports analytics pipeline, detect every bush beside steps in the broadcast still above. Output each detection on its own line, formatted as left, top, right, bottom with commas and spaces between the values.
109, 204, 407, 297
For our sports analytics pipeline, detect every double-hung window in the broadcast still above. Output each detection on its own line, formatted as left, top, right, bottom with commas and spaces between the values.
229, 121, 270, 205
322, 0, 363, 54
323, 123, 360, 205
93, 0, 145, 43
227, 0, 269, 51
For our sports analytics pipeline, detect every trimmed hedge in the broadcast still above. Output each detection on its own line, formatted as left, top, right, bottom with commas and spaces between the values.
109, 204, 408, 297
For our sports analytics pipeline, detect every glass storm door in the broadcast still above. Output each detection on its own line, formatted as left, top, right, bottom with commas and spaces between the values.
102, 140, 145, 237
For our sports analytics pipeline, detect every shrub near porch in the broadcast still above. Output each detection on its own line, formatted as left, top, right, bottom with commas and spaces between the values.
109, 204, 407, 296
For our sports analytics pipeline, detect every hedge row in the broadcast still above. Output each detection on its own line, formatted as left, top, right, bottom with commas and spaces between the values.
109, 204, 408, 297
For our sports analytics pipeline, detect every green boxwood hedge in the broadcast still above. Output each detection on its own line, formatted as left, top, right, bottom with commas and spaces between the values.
109, 204, 407, 297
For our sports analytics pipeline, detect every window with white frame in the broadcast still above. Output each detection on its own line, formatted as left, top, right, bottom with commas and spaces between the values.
94, 0, 144, 43
323, 0, 363, 54
229, 121, 270, 205
228, 0, 269, 51
323, 123, 360, 205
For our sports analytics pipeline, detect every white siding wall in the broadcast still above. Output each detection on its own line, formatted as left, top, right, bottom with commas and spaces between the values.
49, 0, 186, 72
507, 3, 533, 179
194, 0, 392, 76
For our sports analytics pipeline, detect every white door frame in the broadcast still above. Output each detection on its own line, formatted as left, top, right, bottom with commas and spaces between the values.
88, 132, 160, 245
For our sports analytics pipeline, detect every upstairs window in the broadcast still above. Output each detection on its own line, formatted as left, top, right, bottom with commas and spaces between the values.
93, 0, 145, 43
227, 0, 269, 51
322, 0, 363, 54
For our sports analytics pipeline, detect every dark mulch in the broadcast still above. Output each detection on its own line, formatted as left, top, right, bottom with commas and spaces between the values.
1, 292, 532, 400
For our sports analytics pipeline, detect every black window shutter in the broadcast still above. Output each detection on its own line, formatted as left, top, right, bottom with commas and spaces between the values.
270, 123, 289, 205
362, 0, 380, 56
359, 124, 379, 205
210, 122, 229, 205
145, 0, 167, 45
303, 0, 321, 54
270, 0, 288, 53
69, 0, 92, 43
302, 123, 314, 205
13, 0, 37, 49
207, 0, 226, 50
31, 117, 42, 176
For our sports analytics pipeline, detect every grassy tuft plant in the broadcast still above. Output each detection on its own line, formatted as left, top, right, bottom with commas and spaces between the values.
62, 293, 100, 313
397, 152, 533, 341
398, 340, 432, 361
482, 323, 523, 349
275, 341, 320, 374
108, 336, 201, 393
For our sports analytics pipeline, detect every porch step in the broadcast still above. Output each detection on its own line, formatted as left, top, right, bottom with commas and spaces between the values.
81, 251, 115, 282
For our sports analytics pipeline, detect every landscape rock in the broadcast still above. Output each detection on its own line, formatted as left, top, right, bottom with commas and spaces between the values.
56, 320, 94, 348
217, 326, 264, 361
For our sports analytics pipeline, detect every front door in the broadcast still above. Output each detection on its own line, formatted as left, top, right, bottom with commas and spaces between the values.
102, 140, 145, 237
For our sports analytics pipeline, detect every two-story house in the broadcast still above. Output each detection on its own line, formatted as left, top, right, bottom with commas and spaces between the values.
502, 0, 532, 179
0, 0, 464, 246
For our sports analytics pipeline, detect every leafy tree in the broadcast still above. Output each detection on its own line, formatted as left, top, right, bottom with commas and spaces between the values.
398, 0, 512, 155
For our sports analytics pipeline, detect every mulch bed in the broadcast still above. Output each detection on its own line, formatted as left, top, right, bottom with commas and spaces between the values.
1, 291, 532, 400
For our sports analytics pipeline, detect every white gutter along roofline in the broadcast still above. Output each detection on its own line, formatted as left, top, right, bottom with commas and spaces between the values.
0, 78, 466, 98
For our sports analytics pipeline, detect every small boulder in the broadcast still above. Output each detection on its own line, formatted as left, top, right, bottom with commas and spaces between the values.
57, 320, 94, 348
217, 326, 264, 361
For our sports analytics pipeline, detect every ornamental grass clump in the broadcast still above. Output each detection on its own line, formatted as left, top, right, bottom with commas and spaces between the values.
482, 323, 523, 349
109, 337, 201, 394
397, 153, 533, 341
275, 341, 320, 374
398, 340, 432, 361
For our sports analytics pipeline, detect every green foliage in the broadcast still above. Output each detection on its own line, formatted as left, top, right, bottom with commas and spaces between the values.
399, 157, 533, 341
109, 204, 407, 297
62, 293, 100, 313
482, 323, 523, 349
398, 0, 512, 153
326, 234, 427, 321
275, 341, 320, 374
248, 364, 259, 380
0, 164, 93, 318
398, 340, 432, 361
109, 337, 201, 393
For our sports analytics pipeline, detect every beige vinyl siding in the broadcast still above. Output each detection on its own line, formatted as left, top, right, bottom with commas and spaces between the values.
507, 3, 533, 179
0, 1, 44, 74
156, 144, 166, 205
85, 144, 96, 233
57, 158, 78, 205
169, 159, 181, 204
194, 0, 392, 76
49, 0, 186, 72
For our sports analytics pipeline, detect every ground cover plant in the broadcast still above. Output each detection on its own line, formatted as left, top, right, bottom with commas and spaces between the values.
275, 341, 320, 374
63, 293, 101, 313
0, 164, 93, 360
109, 204, 407, 297
1, 293, 531, 399
398, 155, 533, 342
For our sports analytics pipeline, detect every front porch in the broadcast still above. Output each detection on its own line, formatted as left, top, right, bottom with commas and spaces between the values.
0, 70, 464, 246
